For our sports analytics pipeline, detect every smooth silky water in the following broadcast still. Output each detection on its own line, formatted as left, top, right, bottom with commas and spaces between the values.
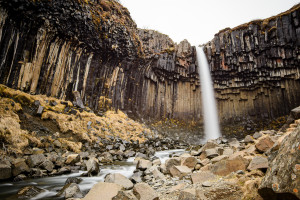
196, 46, 221, 140
0, 149, 185, 200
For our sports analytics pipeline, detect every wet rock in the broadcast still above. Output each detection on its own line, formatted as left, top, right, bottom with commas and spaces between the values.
191, 171, 216, 184
104, 173, 134, 190
26, 154, 46, 168
12, 159, 30, 176
0, 163, 11, 180
137, 159, 152, 171
58, 183, 83, 199
65, 154, 80, 165
82, 182, 123, 200
17, 186, 45, 199
86, 157, 99, 176
65, 177, 83, 185
169, 165, 192, 179
255, 136, 275, 153
259, 128, 300, 199
13, 174, 27, 182
133, 183, 159, 200
247, 156, 269, 171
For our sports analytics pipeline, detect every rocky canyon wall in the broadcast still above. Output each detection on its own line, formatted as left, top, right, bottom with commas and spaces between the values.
204, 4, 300, 126
0, 0, 202, 122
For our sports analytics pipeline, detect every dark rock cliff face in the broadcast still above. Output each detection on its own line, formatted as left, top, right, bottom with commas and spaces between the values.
204, 4, 300, 128
0, 0, 201, 123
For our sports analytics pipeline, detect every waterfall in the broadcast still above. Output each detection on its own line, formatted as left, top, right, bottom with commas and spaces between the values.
196, 46, 221, 140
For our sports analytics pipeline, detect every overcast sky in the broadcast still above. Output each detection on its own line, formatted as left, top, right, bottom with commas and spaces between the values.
120, 0, 299, 45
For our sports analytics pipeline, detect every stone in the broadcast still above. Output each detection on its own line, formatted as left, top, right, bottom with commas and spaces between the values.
86, 157, 99, 176
244, 135, 254, 143
222, 148, 234, 156
73, 91, 85, 109
259, 128, 300, 199
53, 140, 62, 148
40, 160, 54, 172
181, 156, 197, 169
65, 177, 83, 185
253, 132, 262, 139
0, 164, 11, 180
104, 173, 134, 190
65, 154, 80, 165
165, 158, 181, 173
210, 155, 249, 176
228, 138, 240, 149
247, 156, 269, 171
36, 105, 44, 115
191, 171, 216, 184
99, 152, 113, 163
137, 159, 152, 171
58, 183, 83, 199
112, 191, 138, 200
27, 154, 46, 168
145, 166, 165, 180
211, 155, 229, 164
169, 165, 192, 179
17, 186, 45, 199
32, 148, 44, 155
133, 183, 159, 200
12, 160, 30, 176
204, 148, 219, 159
82, 182, 123, 200
178, 189, 197, 200
255, 136, 275, 153
202, 181, 213, 187
152, 159, 161, 166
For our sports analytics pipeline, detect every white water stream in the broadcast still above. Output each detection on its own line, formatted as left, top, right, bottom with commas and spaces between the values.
196, 46, 221, 140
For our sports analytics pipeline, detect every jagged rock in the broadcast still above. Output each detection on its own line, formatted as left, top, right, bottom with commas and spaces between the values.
253, 132, 263, 139
57, 183, 83, 199
83, 182, 123, 200
145, 166, 165, 180
36, 105, 44, 115
165, 158, 181, 173
259, 127, 300, 199
65, 154, 80, 165
17, 186, 45, 199
210, 155, 249, 176
247, 156, 269, 171
0, 163, 11, 180
73, 91, 85, 109
244, 135, 254, 143
104, 173, 134, 190
112, 191, 138, 200
204, 148, 219, 159
99, 152, 113, 163
86, 157, 99, 176
12, 159, 30, 176
255, 136, 275, 153
137, 159, 152, 171
178, 189, 197, 200
191, 171, 216, 184
181, 156, 198, 169
133, 183, 159, 200
40, 160, 54, 172
169, 165, 192, 179
26, 154, 46, 168
65, 177, 83, 185
130, 171, 143, 184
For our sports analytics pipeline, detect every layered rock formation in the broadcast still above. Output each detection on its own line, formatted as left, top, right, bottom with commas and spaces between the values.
204, 4, 300, 125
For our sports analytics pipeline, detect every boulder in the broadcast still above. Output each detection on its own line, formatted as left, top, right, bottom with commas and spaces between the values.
255, 136, 275, 153
244, 135, 254, 143
165, 158, 181, 173
99, 152, 113, 163
17, 186, 45, 199
86, 157, 99, 176
210, 155, 249, 176
82, 182, 123, 200
145, 166, 165, 180
133, 183, 159, 200
0, 164, 11, 180
73, 91, 85, 109
191, 171, 216, 184
222, 148, 234, 156
204, 148, 219, 159
259, 128, 300, 199
65, 154, 80, 165
181, 156, 197, 169
130, 171, 143, 184
253, 132, 262, 139
247, 156, 269, 171
57, 183, 83, 199
169, 165, 192, 179
27, 154, 46, 168
12, 160, 30, 176
178, 189, 197, 200
137, 159, 152, 171
112, 191, 138, 200
65, 177, 83, 185
40, 160, 54, 172
105, 173, 134, 190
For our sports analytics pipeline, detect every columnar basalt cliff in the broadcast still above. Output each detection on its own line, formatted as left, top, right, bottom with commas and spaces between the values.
0, 0, 300, 135
0, 0, 201, 122
204, 4, 300, 126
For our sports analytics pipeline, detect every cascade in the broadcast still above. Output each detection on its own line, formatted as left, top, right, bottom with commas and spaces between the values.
196, 46, 221, 140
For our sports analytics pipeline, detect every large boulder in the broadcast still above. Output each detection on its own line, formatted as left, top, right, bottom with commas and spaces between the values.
169, 166, 192, 179
137, 159, 152, 171
82, 182, 123, 200
86, 157, 99, 176
57, 183, 83, 199
0, 163, 11, 180
17, 186, 45, 199
105, 173, 134, 190
165, 158, 181, 173
26, 154, 46, 168
191, 171, 216, 184
181, 156, 198, 169
12, 160, 30, 176
112, 191, 138, 200
133, 183, 159, 200
247, 156, 268, 171
259, 128, 300, 199
210, 155, 249, 176
255, 136, 275, 153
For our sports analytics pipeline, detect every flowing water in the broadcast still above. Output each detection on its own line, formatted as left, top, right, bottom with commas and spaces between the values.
0, 149, 185, 200
196, 46, 221, 140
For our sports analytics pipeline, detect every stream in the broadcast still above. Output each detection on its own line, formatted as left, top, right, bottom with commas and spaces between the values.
0, 149, 185, 200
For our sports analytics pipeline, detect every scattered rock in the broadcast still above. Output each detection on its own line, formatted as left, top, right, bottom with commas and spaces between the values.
105, 173, 134, 190
137, 159, 152, 171
165, 158, 181, 173
169, 165, 192, 179
12, 160, 30, 176
255, 136, 275, 153
191, 171, 216, 184
112, 190, 138, 200
204, 148, 219, 159
181, 156, 197, 169
58, 183, 83, 199
244, 135, 254, 143
26, 154, 46, 168
133, 183, 159, 200
0, 163, 11, 180
86, 157, 99, 176
253, 132, 262, 139
65, 154, 80, 165
82, 182, 123, 200
65, 177, 83, 185
17, 186, 45, 199
247, 156, 269, 171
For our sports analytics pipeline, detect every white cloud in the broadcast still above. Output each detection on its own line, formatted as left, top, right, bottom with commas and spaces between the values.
120, 0, 300, 45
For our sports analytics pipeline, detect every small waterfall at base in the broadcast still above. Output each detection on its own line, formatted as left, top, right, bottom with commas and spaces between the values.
196, 46, 221, 141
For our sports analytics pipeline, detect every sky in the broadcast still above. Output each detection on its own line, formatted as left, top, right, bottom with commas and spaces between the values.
120, 0, 300, 45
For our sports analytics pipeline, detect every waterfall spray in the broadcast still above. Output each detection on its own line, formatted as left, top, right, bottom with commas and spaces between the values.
196, 46, 221, 140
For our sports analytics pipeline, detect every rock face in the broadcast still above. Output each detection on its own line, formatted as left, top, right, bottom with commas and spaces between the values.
204, 4, 300, 127
258, 127, 300, 199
